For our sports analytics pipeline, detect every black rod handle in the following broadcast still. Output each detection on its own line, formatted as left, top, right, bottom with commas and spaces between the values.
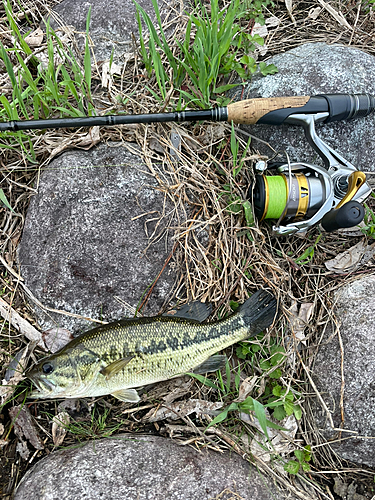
256, 94, 375, 126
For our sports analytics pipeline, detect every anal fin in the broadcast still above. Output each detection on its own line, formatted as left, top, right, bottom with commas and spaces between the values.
111, 388, 140, 403
193, 355, 226, 375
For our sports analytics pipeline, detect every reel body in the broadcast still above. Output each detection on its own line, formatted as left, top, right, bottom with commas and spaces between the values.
250, 112, 372, 235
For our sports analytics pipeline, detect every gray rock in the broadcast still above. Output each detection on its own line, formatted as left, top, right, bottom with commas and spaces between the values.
311, 274, 375, 467
14, 434, 296, 500
50, 0, 173, 62
232, 43, 375, 172
18, 143, 176, 335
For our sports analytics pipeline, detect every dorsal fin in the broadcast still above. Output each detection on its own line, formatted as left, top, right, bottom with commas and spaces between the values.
163, 301, 212, 323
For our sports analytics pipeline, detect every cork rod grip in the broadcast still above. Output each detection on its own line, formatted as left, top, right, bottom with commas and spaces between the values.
226, 96, 311, 124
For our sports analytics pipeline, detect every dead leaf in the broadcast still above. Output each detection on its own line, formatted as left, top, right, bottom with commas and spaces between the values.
16, 439, 30, 460
43, 327, 73, 353
252, 23, 268, 38
251, 24, 268, 56
118, 123, 139, 142
35, 45, 65, 71
9, 406, 44, 451
289, 301, 314, 344
0, 348, 28, 405
234, 376, 258, 402
240, 412, 298, 462
308, 7, 322, 19
0, 297, 46, 350
170, 128, 181, 159
45, 128, 101, 157
338, 220, 366, 237
325, 241, 375, 274
45, 135, 73, 158
76, 126, 101, 149
24, 27, 44, 47
58, 398, 80, 413
149, 137, 165, 154
143, 377, 194, 404
0, 423, 6, 448
265, 16, 281, 27
163, 378, 194, 404
52, 412, 70, 446
142, 399, 223, 423
101, 60, 122, 90
199, 124, 226, 146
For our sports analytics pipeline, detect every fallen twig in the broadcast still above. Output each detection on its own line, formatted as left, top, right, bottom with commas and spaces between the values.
0, 297, 46, 350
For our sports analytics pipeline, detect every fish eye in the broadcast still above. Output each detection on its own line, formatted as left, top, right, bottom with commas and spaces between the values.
42, 362, 54, 374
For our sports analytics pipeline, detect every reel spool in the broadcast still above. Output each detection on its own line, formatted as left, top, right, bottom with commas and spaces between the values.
250, 164, 367, 234
253, 172, 325, 222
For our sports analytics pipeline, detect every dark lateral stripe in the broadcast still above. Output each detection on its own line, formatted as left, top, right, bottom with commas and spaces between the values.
85, 317, 244, 363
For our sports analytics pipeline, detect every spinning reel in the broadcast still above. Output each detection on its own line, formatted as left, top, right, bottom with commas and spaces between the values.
251, 111, 372, 235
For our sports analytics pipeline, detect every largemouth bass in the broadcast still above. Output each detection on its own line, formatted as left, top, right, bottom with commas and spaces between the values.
27, 290, 276, 402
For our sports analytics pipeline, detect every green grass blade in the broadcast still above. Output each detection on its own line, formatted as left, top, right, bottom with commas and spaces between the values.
0, 189, 16, 213
4, 1, 32, 56
0, 44, 28, 118
252, 398, 269, 440
187, 373, 220, 390
84, 6, 92, 105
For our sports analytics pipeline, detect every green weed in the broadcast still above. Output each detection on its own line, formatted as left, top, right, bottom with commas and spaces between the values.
0, 189, 17, 214
54, 405, 123, 442
284, 446, 312, 474
294, 234, 322, 266
206, 395, 288, 438
242, 0, 274, 24
134, 0, 277, 108
0, 1, 94, 156
360, 196, 375, 239
237, 337, 302, 421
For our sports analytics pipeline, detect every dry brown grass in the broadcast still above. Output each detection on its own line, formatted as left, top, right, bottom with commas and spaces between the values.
1, 0, 375, 498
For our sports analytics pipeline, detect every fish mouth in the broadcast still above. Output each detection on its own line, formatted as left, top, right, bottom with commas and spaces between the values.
27, 373, 57, 399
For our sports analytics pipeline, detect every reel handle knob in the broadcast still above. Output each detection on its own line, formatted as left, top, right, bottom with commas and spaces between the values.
321, 201, 365, 232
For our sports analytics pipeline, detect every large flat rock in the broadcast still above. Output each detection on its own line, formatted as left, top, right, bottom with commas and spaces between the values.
232, 43, 375, 172
18, 144, 176, 335
14, 434, 297, 500
311, 274, 375, 466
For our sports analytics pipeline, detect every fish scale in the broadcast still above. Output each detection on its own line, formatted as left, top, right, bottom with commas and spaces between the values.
27, 290, 277, 402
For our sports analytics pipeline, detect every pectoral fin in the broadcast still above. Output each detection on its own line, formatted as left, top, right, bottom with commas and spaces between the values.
100, 356, 135, 379
111, 388, 140, 403
193, 355, 226, 374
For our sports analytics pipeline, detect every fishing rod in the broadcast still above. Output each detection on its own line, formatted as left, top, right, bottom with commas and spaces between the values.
1, 93, 374, 235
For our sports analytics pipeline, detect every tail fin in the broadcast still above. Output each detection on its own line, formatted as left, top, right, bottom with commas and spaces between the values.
239, 289, 277, 338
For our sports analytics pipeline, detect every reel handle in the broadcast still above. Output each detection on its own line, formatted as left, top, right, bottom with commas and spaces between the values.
321, 201, 365, 232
